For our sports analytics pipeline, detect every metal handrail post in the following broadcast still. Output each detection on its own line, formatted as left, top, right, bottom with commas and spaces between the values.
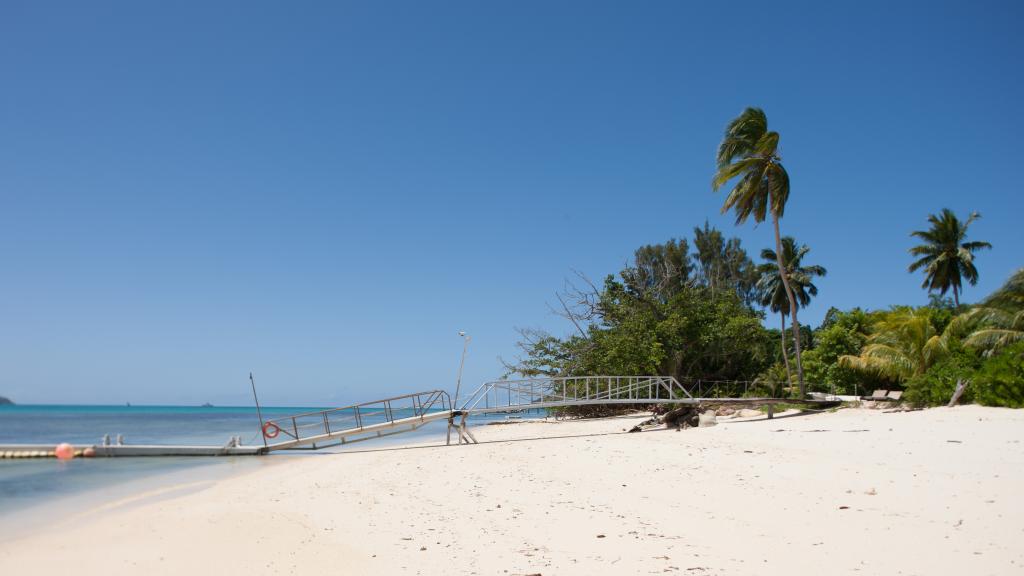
453, 333, 471, 411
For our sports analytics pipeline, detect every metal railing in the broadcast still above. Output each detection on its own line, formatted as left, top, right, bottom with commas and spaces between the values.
459, 375, 693, 414
678, 378, 844, 400
262, 389, 451, 446
681, 378, 750, 399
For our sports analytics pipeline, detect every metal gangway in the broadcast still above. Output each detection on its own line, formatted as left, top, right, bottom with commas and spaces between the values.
259, 389, 454, 451
255, 374, 849, 452
1, 376, 829, 459
458, 375, 696, 413
259, 375, 698, 452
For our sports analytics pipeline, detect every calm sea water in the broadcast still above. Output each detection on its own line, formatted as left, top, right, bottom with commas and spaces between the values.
0, 404, 502, 529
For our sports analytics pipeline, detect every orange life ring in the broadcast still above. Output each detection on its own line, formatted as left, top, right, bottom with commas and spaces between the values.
262, 422, 281, 439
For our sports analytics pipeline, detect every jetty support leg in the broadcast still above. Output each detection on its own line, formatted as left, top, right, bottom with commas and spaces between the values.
458, 412, 477, 445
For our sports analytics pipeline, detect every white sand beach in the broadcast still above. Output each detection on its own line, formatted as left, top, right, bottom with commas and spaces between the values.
1, 405, 1022, 575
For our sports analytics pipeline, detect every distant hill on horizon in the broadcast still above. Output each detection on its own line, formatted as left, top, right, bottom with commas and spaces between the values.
0, 395, 13, 405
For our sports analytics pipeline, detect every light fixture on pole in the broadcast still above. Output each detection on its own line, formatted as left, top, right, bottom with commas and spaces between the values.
453, 331, 471, 410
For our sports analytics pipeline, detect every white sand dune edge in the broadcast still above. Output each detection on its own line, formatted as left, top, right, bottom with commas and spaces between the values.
1, 405, 1022, 575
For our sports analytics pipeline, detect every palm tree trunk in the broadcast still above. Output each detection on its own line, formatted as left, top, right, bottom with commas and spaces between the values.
780, 311, 793, 384
772, 209, 805, 396
953, 285, 960, 308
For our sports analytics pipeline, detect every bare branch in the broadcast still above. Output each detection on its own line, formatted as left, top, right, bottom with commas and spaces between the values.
554, 292, 586, 337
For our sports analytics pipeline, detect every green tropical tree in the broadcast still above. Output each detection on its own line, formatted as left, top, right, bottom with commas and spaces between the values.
757, 237, 827, 385
954, 268, 1024, 355
621, 239, 692, 303
908, 208, 991, 307
839, 307, 948, 382
691, 221, 759, 306
712, 107, 808, 395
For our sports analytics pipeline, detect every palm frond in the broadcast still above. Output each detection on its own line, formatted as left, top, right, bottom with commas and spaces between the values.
839, 344, 913, 380
961, 241, 992, 251
980, 269, 1024, 309
716, 107, 767, 167
711, 157, 761, 191
755, 131, 780, 157
965, 329, 1024, 355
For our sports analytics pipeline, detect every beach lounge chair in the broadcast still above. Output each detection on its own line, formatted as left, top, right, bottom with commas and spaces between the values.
860, 389, 902, 402
862, 389, 889, 400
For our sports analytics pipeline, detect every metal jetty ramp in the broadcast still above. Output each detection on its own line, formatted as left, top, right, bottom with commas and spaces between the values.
0, 375, 841, 458
259, 389, 455, 451
257, 375, 839, 452
258, 375, 695, 452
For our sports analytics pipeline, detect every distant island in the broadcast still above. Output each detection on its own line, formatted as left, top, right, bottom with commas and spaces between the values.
0, 396, 13, 406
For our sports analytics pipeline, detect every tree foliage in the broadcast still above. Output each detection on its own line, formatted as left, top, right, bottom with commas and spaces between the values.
757, 237, 826, 316
972, 341, 1024, 408
908, 208, 991, 307
691, 221, 759, 305
902, 345, 981, 407
955, 268, 1024, 355
620, 238, 692, 303
801, 321, 867, 395
838, 307, 948, 382
507, 227, 774, 388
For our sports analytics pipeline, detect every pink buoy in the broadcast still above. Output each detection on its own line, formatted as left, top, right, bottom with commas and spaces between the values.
55, 443, 75, 460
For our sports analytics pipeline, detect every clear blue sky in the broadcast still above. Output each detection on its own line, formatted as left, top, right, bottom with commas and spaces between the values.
1, 1, 1021, 405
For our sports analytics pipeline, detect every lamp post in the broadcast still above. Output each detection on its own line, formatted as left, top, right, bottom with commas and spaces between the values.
453, 331, 471, 410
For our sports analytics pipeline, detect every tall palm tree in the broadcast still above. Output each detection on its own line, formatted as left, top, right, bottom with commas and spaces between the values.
839, 308, 947, 381
757, 237, 827, 386
908, 208, 991, 307
712, 107, 808, 395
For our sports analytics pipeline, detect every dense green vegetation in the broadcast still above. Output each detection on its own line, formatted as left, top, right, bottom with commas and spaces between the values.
507, 229, 777, 389
509, 247, 1022, 407
505, 107, 1021, 409
972, 342, 1024, 408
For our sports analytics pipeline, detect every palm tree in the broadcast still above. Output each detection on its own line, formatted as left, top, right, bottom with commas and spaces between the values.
839, 308, 947, 381
953, 268, 1024, 355
712, 107, 808, 395
757, 237, 827, 386
908, 208, 991, 307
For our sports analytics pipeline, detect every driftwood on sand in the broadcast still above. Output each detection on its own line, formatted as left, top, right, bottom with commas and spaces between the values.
628, 406, 702, 432
948, 379, 969, 407
661, 406, 701, 430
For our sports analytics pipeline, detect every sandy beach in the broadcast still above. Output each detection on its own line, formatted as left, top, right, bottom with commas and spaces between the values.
1, 405, 1022, 575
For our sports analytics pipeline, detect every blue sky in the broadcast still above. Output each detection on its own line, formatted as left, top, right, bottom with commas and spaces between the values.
1, 1, 1021, 405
